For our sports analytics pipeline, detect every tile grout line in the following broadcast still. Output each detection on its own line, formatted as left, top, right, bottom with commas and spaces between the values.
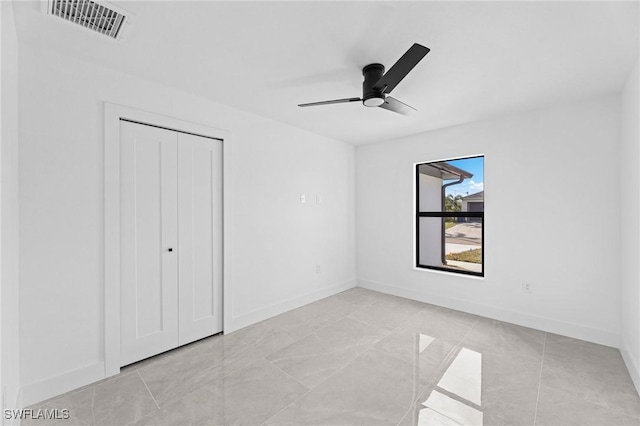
90, 385, 97, 425
134, 328, 304, 417
263, 297, 370, 344
395, 315, 481, 426
261, 294, 423, 425
257, 357, 318, 425
260, 322, 398, 426
137, 370, 161, 410
265, 355, 313, 391
532, 332, 548, 426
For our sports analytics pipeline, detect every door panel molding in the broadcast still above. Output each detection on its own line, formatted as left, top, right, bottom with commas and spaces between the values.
120, 122, 180, 365
104, 103, 231, 376
177, 132, 223, 345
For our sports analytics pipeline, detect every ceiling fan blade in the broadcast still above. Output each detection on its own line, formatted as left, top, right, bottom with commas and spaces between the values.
373, 43, 430, 94
298, 97, 361, 107
378, 96, 417, 115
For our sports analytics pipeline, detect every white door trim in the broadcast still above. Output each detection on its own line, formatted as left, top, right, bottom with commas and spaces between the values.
104, 103, 232, 377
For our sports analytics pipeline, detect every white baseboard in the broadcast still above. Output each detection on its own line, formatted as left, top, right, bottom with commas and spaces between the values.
224, 279, 357, 333
21, 362, 105, 408
620, 340, 640, 396
12, 389, 22, 426
3, 388, 22, 426
20, 280, 356, 407
357, 278, 620, 348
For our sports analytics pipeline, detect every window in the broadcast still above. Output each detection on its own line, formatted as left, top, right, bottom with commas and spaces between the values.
415, 156, 484, 276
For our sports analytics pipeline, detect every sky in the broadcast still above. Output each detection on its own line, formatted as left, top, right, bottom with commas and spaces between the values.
443, 156, 484, 198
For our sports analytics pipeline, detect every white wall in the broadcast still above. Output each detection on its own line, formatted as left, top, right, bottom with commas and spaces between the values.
357, 95, 621, 346
1, 1, 22, 420
620, 58, 640, 393
18, 43, 355, 405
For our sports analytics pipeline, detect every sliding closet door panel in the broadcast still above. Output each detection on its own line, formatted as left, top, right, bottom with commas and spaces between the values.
120, 121, 179, 366
178, 133, 223, 345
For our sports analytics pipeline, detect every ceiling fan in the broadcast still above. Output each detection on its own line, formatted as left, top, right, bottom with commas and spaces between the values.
298, 43, 430, 115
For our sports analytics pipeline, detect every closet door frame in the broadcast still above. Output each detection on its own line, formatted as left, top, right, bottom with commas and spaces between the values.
104, 103, 232, 377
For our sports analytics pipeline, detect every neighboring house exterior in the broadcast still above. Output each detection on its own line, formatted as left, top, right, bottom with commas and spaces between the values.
461, 191, 484, 219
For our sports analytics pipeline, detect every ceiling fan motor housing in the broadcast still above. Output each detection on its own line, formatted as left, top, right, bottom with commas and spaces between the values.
362, 63, 385, 107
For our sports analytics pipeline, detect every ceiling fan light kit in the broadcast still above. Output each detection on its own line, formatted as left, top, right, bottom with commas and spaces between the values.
298, 43, 430, 115
362, 63, 386, 107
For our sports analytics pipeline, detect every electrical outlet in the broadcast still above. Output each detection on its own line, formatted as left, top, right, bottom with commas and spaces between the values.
315, 264, 322, 275
316, 194, 321, 204
522, 282, 533, 293
300, 194, 306, 204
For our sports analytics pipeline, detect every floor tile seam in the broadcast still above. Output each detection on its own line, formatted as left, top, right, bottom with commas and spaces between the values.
457, 318, 546, 363
541, 359, 638, 384
541, 393, 640, 425
396, 406, 412, 426
532, 332, 547, 426
262, 340, 414, 425
332, 293, 375, 308
387, 307, 439, 334
141, 365, 227, 410
258, 375, 314, 425
265, 307, 398, 365
388, 313, 480, 407
43, 368, 139, 407
454, 316, 481, 348
123, 400, 161, 426
541, 351, 630, 374
374, 347, 417, 369
429, 382, 482, 411
395, 348, 433, 426
357, 339, 417, 372
268, 343, 360, 368
264, 356, 313, 391
405, 317, 480, 415
266, 331, 319, 357
537, 379, 640, 417
219, 333, 303, 379
293, 309, 361, 340
344, 303, 379, 320
136, 370, 161, 411
261, 318, 302, 339
89, 385, 97, 425
270, 340, 381, 392
343, 316, 399, 342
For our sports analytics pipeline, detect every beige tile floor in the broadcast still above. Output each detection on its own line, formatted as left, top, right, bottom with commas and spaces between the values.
24, 288, 640, 426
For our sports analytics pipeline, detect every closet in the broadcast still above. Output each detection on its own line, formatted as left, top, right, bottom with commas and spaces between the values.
119, 120, 223, 366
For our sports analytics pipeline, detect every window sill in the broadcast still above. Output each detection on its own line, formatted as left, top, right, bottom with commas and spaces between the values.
412, 266, 485, 280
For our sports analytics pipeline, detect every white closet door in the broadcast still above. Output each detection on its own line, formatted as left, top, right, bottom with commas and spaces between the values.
120, 121, 179, 366
177, 132, 223, 345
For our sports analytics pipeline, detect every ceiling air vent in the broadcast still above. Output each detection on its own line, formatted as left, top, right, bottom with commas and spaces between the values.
42, 0, 132, 40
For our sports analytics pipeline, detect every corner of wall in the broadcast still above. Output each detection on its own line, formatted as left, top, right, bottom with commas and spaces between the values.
224, 279, 356, 334
621, 339, 640, 396
619, 56, 640, 397
20, 363, 104, 408
1, 0, 22, 417
357, 278, 620, 348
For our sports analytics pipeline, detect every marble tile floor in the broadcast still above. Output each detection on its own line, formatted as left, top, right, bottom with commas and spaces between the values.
24, 288, 640, 426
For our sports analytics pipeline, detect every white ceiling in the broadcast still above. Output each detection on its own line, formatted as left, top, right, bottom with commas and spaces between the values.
12, 1, 640, 145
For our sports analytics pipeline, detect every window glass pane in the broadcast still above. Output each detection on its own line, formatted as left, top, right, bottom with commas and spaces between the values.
418, 157, 484, 213
418, 217, 483, 275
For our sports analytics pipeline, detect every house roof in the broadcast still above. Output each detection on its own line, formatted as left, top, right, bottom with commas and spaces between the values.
462, 191, 484, 200
418, 162, 473, 181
